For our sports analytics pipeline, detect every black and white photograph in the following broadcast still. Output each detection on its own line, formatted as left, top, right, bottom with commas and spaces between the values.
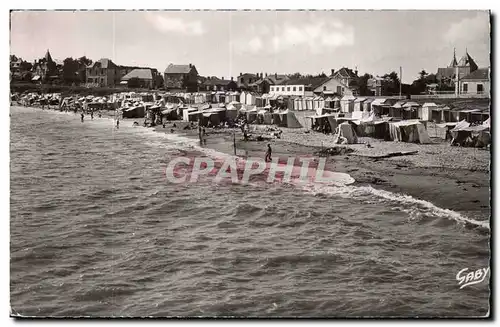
9, 9, 491, 318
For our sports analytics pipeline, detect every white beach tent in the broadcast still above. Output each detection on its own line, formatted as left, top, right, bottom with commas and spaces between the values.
333, 121, 358, 144
389, 120, 431, 143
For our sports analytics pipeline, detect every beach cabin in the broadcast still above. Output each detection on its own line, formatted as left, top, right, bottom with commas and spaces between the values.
402, 102, 420, 120
363, 98, 374, 113
389, 101, 405, 119
304, 96, 314, 111
340, 95, 356, 113
294, 97, 304, 111
353, 97, 367, 112
332, 96, 341, 109
421, 102, 437, 121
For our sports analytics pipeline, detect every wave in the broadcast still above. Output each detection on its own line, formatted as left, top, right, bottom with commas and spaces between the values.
303, 184, 490, 230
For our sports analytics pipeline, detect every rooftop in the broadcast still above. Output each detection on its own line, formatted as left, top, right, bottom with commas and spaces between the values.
122, 68, 153, 80
165, 64, 196, 74
461, 68, 489, 81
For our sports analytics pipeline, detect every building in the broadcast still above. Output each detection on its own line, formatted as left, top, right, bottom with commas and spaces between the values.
313, 77, 357, 96
437, 49, 479, 88
266, 73, 289, 86
237, 73, 259, 89
331, 67, 359, 89
32, 49, 58, 82
367, 77, 384, 96
86, 58, 119, 87
269, 77, 329, 97
164, 63, 198, 92
458, 68, 490, 96
121, 68, 158, 89
201, 76, 238, 92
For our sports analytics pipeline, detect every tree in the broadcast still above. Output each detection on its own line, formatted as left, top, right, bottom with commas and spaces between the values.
418, 70, 428, 80
357, 73, 373, 96
288, 72, 302, 79
380, 71, 401, 95
62, 57, 79, 84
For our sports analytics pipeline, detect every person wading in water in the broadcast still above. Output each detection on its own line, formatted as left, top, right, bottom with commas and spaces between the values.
265, 143, 272, 162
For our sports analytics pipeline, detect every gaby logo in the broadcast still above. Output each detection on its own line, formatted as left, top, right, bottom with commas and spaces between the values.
456, 267, 490, 289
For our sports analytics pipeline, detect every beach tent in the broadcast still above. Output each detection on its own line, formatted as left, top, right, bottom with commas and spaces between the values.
352, 114, 392, 140
389, 120, 431, 143
122, 106, 145, 118
273, 110, 303, 128
257, 109, 272, 124
333, 122, 358, 144
229, 101, 242, 110
450, 123, 490, 147
161, 108, 178, 120
225, 105, 238, 121
246, 107, 258, 123
183, 108, 199, 121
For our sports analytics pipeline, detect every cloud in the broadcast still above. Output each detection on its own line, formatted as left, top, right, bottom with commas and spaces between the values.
248, 36, 263, 52
145, 13, 206, 36
234, 20, 354, 55
444, 13, 490, 44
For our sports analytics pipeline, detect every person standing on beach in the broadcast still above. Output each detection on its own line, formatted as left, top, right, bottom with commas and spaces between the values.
116, 119, 120, 129
80, 113, 84, 123
91, 112, 94, 120
265, 144, 272, 162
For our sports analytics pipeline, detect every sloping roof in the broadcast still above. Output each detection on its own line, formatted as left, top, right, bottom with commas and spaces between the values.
449, 52, 458, 67
203, 77, 234, 86
88, 58, 117, 69
239, 73, 258, 79
461, 68, 489, 81
333, 67, 358, 79
457, 52, 478, 71
122, 68, 153, 80
44, 50, 53, 63
266, 74, 289, 85
165, 64, 195, 74
437, 67, 455, 79
283, 77, 330, 89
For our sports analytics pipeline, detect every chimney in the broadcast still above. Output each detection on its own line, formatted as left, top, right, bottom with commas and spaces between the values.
265, 73, 268, 77
189, 63, 192, 68
231, 77, 233, 81
275, 73, 277, 79
221, 76, 223, 80
331, 69, 335, 76
240, 72, 242, 76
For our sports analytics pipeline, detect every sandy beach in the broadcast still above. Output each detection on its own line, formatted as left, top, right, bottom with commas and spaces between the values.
152, 118, 490, 221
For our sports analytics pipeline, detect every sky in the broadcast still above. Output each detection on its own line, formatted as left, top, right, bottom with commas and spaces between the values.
10, 10, 490, 83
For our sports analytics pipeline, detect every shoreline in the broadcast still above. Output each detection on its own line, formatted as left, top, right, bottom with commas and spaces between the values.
152, 120, 490, 222
13, 105, 491, 223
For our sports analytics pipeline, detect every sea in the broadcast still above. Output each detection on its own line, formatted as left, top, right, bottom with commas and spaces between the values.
10, 105, 490, 317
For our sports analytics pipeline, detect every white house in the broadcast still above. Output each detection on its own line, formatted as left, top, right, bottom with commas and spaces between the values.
313, 77, 356, 96
269, 77, 329, 97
